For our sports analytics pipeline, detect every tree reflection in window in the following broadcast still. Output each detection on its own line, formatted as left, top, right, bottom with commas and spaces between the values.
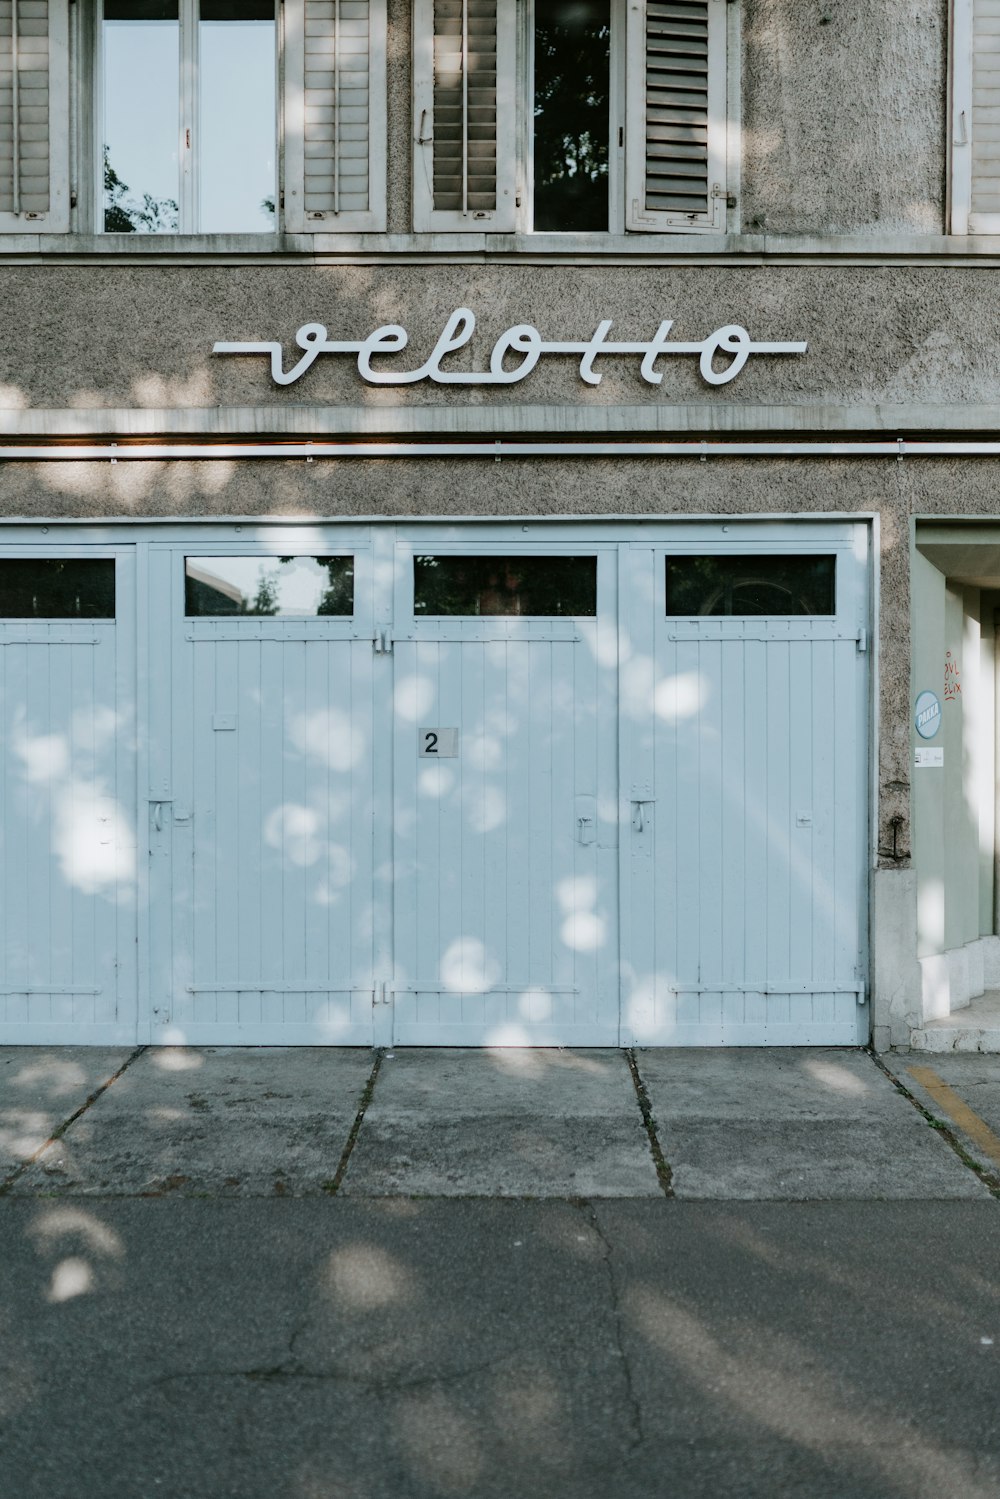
533, 0, 610, 232
185, 556, 354, 616
665, 555, 836, 616
414, 556, 597, 616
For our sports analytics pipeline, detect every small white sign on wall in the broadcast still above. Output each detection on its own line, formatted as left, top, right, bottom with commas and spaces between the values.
915, 747, 944, 768
419, 728, 459, 758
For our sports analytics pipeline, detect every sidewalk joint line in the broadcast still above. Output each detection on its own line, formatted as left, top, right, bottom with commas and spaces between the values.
0, 1044, 148, 1196
868, 1049, 1000, 1199
325, 1047, 384, 1195
625, 1048, 674, 1197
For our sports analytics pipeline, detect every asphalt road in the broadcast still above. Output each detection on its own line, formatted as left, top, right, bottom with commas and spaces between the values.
2, 1046, 1000, 1498
2, 1198, 1000, 1499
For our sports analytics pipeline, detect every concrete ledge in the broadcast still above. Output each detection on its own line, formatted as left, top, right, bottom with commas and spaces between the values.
918, 936, 1000, 1022
910, 991, 1000, 1052
3, 402, 1000, 440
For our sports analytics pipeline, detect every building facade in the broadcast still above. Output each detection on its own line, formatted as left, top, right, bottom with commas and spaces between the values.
0, 0, 997, 1049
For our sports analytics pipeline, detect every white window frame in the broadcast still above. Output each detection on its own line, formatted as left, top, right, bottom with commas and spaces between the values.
0, 0, 71, 233
95, 0, 279, 236
951, 0, 975, 233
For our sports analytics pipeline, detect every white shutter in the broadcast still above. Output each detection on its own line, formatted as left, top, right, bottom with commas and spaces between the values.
0, 0, 68, 233
284, 0, 387, 232
625, 0, 727, 234
970, 0, 1000, 232
412, 0, 516, 233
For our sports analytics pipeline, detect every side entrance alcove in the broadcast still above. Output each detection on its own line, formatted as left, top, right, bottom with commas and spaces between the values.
911, 525, 1000, 1048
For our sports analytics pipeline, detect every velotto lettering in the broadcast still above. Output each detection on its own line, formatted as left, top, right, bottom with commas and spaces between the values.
213, 308, 808, 389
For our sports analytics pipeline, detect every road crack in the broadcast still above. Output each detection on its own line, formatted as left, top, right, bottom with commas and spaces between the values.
580, 1201, 645, 1455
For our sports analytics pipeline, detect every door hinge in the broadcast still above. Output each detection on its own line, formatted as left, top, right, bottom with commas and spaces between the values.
712, 183, 737, 209
373, 980, 392, 1006
856, 628, 868, 653
373, 627, 393, 655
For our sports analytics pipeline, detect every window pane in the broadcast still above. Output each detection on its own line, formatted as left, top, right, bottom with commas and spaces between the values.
414, 556, 597, 616
665, 556, 837, 616
103, 2, 180, 233
199, 5, 276, 233
0, 560, 116, 618
185, 557, 354, 616
533, 0, 610, 232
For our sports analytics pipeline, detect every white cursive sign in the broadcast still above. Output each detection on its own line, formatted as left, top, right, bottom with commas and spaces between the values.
213, 307, 807, 389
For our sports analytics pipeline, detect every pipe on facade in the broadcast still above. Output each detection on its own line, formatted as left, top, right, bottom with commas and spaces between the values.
1, 438, 1000, 460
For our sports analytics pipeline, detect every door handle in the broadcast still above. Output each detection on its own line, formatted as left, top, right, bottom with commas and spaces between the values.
631, 799, 655, 833
151, 799, 172, 832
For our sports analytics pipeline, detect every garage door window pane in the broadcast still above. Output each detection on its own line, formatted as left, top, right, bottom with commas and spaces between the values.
185, 557, 354, 616
414, 556, 597, 615
0, 560, 116, 618
665, 555, 836, 616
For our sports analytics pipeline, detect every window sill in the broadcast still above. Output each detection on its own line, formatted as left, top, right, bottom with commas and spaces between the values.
3, 230, 1000, 262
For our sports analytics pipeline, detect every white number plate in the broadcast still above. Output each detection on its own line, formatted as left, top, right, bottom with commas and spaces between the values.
419, 727, 459, 757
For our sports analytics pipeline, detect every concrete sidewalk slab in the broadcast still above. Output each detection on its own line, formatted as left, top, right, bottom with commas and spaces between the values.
895, 1054, 1000, 1179
638, 1049, 988, 1199
0, 1048, 132, 1180
11, 1047, 374, 1198
341, 1048, 662, 1197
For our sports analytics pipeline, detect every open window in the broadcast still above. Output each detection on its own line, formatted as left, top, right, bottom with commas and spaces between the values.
412, 0, 730, 236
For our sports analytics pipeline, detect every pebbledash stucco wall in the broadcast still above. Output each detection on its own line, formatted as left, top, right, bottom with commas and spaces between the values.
740, 0, 947, 236
0, 263, 996, 414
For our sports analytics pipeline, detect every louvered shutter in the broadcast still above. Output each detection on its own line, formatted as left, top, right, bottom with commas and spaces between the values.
970, 0, 1000, 231
0, 0, 68, 233
284, 0, 387, 232
412, 0, 516, 233
625, 0, 727, 233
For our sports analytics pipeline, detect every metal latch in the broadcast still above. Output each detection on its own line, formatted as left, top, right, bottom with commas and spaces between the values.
631, 799, 655, 833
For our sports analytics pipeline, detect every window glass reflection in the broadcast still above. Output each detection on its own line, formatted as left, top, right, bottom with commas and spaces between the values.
533, 0, 610, 232
414, 556, 597, 616
0, 559, 116, 618
665, 555, 837, 616
185, 557, 354, 617
103, 1, 180, 233
199, 2, 276, 233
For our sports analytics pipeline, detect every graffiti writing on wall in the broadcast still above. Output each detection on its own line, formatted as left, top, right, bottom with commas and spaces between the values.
944, 651, 962, 702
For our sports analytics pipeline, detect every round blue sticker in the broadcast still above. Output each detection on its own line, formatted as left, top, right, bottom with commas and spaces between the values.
914, 690, 942, 740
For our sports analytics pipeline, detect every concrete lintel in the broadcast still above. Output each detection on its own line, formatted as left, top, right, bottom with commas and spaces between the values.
0, 403, 997, 441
